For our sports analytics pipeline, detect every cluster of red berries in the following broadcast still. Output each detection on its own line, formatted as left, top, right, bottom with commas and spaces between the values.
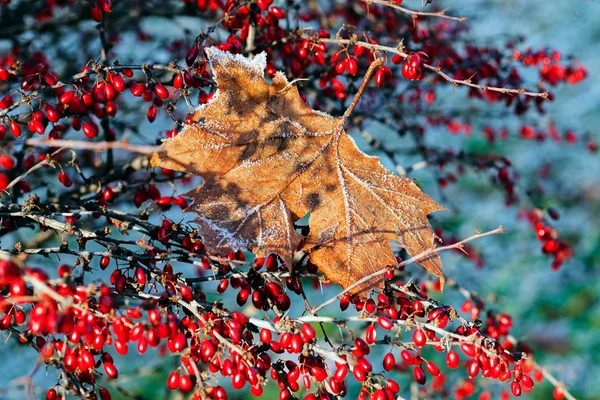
520, 209, 573, 270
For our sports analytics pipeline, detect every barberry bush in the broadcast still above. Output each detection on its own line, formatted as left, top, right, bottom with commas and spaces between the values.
0, 1, 597, 399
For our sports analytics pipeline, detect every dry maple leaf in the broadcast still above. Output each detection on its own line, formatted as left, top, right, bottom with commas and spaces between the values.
151, 48, 445, 295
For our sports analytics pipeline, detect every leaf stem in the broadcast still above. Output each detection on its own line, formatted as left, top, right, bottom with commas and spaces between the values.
340, 57, 385, 126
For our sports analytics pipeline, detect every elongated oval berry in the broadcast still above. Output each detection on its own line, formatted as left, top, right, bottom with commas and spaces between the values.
167, 371, 179, 390
301, 323, 315, 341
356, 357, 372, 373
45, 104, 59, 123
0, 67, 9, 81
365, 324, 377, 344
91, 6, 103, 22
173, 74, 183, 89
347, 58, 358, 76
99, 387, 111, 400
9, 121, 21, 137
100, 256, 110, 270
461, 343, 477, 357
378, 316, 393, 330
383, 353, 395, 371
553, 386, 565, 400
154, 83, 169, 99
413, 366, 426, 385
232, 371, 246, 390
59, 91, 74, 104
58, 172, 73, 187
186, 46, 199, 66
521, 374, 534, 390
98, 0, 112, 13
82, 123, 98, 138
0, 154, 15, 169
413, 328, 427, 346
425, 361, 440, 376
467, 359, 480, 378
446, 350, 460, 369
375, 68, 386, 87
386, 379, 399, 393
103, 362, 118, 379
401, 349, 416, 366
270, 6, 286, 19
334, 364, 348, 381
112, 75, 125, 92
147, 105, 157, 122
135, 267, 146, 285
511, 381, 522, 397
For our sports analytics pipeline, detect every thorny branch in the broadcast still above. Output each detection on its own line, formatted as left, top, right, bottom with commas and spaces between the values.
311, 37, 550, 99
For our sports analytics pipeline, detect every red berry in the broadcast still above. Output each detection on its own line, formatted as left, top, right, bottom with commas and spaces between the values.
347, 58, 358, 76
356, 357, 372, 373
173, 74, 183, 89
378, 316, 393, 330
82, 122, 98, 138
0, 67, 9, 81
521, 374, 534, 390
179, 374, 193, 392
58, 172, 73, 187
154, 83, 169, 99
383, 353, 395, 371
375, 68, 386, 87
112, 75, 125, 92
413, 328, 427, 346
59, 91, 74, 104
401, 349, 416, 366
301, 323, 316, 341
147, 105, 157, 122
103, 362, 118, 379
167, 371, 179, 390
365, 324, 377, 344
186, 46, 199, 66
413, 366, 426, 385
9, 121, 21, 137
408, 54, 421, 69
0, 154, 15, 169
135, 267, 146, 285
99, 387, 111, 400
260, 328, 272, 344
232, 371, 246, 390
425, 361, 440, 376
467, 359, 480, 378
553, 386, 565, 400
45, 104, 59, 123
461, 342, 477, 357
130, 82, 145, 96
270, 6, 286, 19
446, 350, 460, 369
100, 256, 110, 270
103, 187, 115, 202
29, 119, 45, 135
511, 381, 522, 397
46, 389, 57, 400
91, 6, 103, 22
97, 0, 112, 13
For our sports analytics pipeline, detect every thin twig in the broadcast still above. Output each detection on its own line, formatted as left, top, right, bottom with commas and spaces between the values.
312, 37, 549, 99
366, 0, 466, 22
25, 138, 158, 155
